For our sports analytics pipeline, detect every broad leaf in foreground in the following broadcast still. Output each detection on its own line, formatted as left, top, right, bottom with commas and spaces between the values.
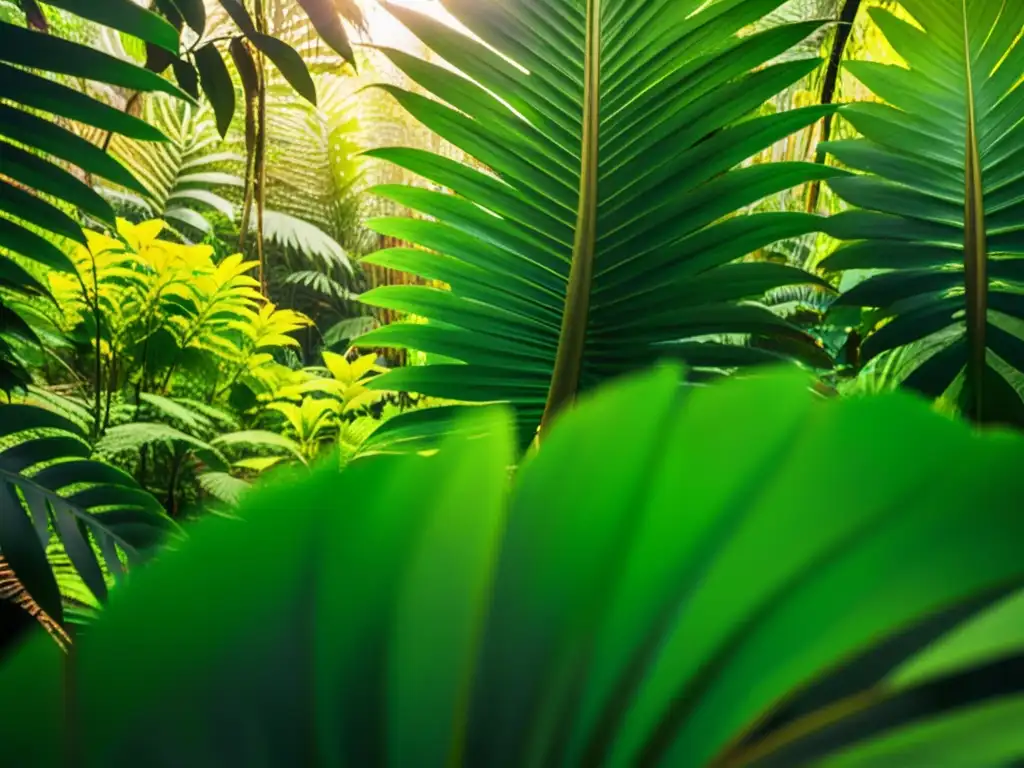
823, 1, 1024, 425
2, 367, 1024, 766
356, 0, 847, 449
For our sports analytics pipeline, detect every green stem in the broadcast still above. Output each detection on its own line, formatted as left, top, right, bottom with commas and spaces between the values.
961, 0, 987, 421
538, 0, 601, 438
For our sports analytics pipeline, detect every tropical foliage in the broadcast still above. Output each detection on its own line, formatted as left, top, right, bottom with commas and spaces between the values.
2, 0, 1024, 762
354, 0, 848, 448
823, 0, 1024, 427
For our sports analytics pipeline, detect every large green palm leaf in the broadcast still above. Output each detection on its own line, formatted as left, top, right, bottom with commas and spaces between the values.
356, 0, 848, 449
822, 0, 1024, 425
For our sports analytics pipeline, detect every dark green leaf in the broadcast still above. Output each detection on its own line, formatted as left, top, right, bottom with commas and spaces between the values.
0, 216, 74, 272
0, 180, 84, 245
248, 33, 317, 105
169, 0, 205, 35
171, 58, 200, 101
296, 0, 356, 66
0, 21, 192, 101
39, 0, 178, 51
0, 141, 115, 224
218, 0, 256, 35
0, 105, 149, 195
193, 43, 235, 138
0, 63, 165, 141
0, 480, 62, 625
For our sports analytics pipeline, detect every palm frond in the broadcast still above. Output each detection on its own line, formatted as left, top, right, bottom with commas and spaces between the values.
0, 4, 190, 388
823, 0, 1024, 426
0, 555, 69, 649
104, 97, 244, 235
353, 0, 845, 449
197, 470, 249, 505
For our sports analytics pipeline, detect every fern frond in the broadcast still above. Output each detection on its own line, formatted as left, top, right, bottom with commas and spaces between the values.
104, 97, 242, 234
137, 393, 215, 434
256, 210, 353, 274
284, 270, 356, 302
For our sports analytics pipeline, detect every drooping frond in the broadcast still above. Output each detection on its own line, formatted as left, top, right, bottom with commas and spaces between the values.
0, 556, 70, 649
0, 3, 189, 388
104, 97, 244, 235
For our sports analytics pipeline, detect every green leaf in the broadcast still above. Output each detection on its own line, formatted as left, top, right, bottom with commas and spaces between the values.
0, 479, 62, 626
197, 472, 249, 506
0, 180, 85, 245
218, 0, 256, 35
0, 141, 115, 225
39, 0, 180, 52
355, 0, 841, 448
0, 216, 74, 273
0, 63, 166, 141
0, 104, 148, 196
169, 0, 205, 35
295, 0, 356, 66
212, 430, 306, 462
0, 21, 193, 102
171, 58, 200, 101
193, 43, 235, 138
0, 404, 176, 612
248, 33, 317, 105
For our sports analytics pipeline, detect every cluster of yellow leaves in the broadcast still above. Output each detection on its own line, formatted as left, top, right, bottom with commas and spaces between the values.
254, 350, 388, 460
49, 219, 312, 384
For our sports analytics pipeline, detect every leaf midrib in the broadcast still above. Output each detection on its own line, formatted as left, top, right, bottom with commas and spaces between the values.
538, 0, 601, 435
961, 0, 989, 417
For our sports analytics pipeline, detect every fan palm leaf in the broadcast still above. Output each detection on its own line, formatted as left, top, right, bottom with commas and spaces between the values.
103, 96, 244, 235
822, 0, 1024, 425
355, 0, 847, 449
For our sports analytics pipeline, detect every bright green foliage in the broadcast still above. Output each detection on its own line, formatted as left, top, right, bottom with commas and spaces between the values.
2, 367, 1024, 765
236, 350, 387, 463
356, 0, 846, 449
823, 1, 1024, 425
